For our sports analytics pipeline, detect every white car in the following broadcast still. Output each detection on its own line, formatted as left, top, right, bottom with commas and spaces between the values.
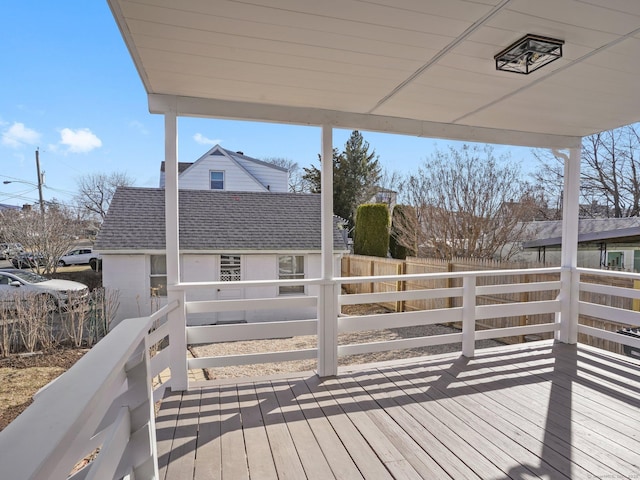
58, 248, 97, 266
0, 269, 89, 309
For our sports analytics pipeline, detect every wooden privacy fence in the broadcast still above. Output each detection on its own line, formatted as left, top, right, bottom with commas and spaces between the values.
341, 255, 639, 353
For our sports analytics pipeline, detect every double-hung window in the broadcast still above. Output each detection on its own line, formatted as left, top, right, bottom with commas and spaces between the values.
150, 255, 167, 296
210, 171, 224, 190
278, 255, 304, 295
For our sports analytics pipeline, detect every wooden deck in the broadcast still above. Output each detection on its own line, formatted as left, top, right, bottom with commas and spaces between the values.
156, 341, 640, 479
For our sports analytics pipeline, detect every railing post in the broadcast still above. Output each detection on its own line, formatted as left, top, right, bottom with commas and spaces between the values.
558, 267, 579, 344
168, 288, 188, 390
318, 281, 338, 377
462, 275, 476, 357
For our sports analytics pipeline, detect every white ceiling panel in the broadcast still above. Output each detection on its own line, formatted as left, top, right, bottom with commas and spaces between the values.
109, 0, 640, 147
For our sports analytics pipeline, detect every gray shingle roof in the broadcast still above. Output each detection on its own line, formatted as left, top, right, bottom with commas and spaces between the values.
159, 162, 193, 173
522, 217, 640, 248
95, 187, 348, 252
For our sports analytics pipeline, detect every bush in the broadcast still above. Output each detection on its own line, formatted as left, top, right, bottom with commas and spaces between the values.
0, 288, 119, 356
353, 204, 390, 257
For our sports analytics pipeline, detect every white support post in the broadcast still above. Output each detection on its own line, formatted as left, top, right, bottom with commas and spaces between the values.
318, 124, 338, 377
164, 110, 188, 390
462, 275, 476, 357
557, 146, 581, 344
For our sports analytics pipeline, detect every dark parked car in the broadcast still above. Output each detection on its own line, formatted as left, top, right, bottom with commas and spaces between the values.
11, 252, 46, 269
0, 243, 24, 260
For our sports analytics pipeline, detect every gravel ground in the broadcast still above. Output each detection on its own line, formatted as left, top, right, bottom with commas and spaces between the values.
191, 304, 504, 380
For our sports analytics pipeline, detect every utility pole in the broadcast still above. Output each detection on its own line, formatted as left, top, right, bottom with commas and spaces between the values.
35, 148, 45, 214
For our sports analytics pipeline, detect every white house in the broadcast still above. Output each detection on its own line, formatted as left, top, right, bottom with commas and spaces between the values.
158, 145, 288, 192
96, 187, 348, 324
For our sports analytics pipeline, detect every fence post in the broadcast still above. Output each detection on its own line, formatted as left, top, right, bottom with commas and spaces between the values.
446, 262, 454, 309
369, 259, 375, 293
462, 275, 476, 357
396, 262, 406, 313
519, 274, 529, 343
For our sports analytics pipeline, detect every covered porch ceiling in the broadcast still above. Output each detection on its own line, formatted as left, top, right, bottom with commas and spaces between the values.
108, 0, 640, 149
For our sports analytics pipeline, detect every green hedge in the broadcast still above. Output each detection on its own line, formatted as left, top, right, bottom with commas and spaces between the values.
354, 204, 390, 257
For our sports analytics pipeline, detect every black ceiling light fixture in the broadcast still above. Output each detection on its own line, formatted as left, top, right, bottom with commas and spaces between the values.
494, 34, 564, 75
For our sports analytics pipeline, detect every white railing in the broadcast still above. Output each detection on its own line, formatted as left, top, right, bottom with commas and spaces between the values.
181, 268, 565, 376
180, 278, 322, 375
577, 267, 640, 355
0, 301, 178, 480
336, 267, 562, 358
4, 266, 640, 479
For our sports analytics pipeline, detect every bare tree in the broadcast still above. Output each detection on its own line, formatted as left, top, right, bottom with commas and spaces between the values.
262, 157, 312, 193
398, 145, 537, 260
75, 172, 134, 220
0, 205, 78, 274
533, 124, 640, 218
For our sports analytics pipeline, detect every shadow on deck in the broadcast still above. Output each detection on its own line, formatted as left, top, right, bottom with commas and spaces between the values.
156, 341, 640, 479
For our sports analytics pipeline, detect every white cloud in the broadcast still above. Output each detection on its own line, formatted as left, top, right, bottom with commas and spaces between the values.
193, 133, 221, 145
59, 128, 102, 153
129, 120, 149, 135
1, 122, 41, 148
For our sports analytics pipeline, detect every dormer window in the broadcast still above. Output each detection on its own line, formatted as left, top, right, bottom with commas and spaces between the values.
210, 171, 224, 190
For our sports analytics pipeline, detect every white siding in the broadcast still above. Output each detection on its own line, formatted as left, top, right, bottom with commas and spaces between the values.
103, 254, 164, 325
180, 156, 266, 191
104, 252, 341, 325
235, 157, 288, 192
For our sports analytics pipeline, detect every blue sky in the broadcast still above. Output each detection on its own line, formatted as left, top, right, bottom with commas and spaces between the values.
1, 2, 538, 208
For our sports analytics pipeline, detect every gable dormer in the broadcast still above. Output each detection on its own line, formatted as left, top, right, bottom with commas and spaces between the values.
158, 145, 288, 192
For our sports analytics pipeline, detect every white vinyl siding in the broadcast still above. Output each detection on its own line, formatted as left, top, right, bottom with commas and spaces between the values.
180, 156, 266, 191
235, 157, 288, 192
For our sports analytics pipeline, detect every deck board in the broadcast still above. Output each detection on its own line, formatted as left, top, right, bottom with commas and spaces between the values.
158, 341, 640, 479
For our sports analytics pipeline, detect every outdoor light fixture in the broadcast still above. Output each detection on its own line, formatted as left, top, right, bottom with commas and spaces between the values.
494, 34, 564, 75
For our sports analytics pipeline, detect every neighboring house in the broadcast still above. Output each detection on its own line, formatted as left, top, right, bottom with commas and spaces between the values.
95, 187, 348, 324
515, 217, 640, 270
159, 145, 288, 192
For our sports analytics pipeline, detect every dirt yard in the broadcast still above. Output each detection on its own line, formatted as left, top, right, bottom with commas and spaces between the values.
0, 349, 86, 431
192, 304, 505, 380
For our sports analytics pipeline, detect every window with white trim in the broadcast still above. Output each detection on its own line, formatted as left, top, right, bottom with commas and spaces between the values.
150, 255, 167, 296
278, 255, 304, 295
220, 255, 241, 281
210, 170, 224, 190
